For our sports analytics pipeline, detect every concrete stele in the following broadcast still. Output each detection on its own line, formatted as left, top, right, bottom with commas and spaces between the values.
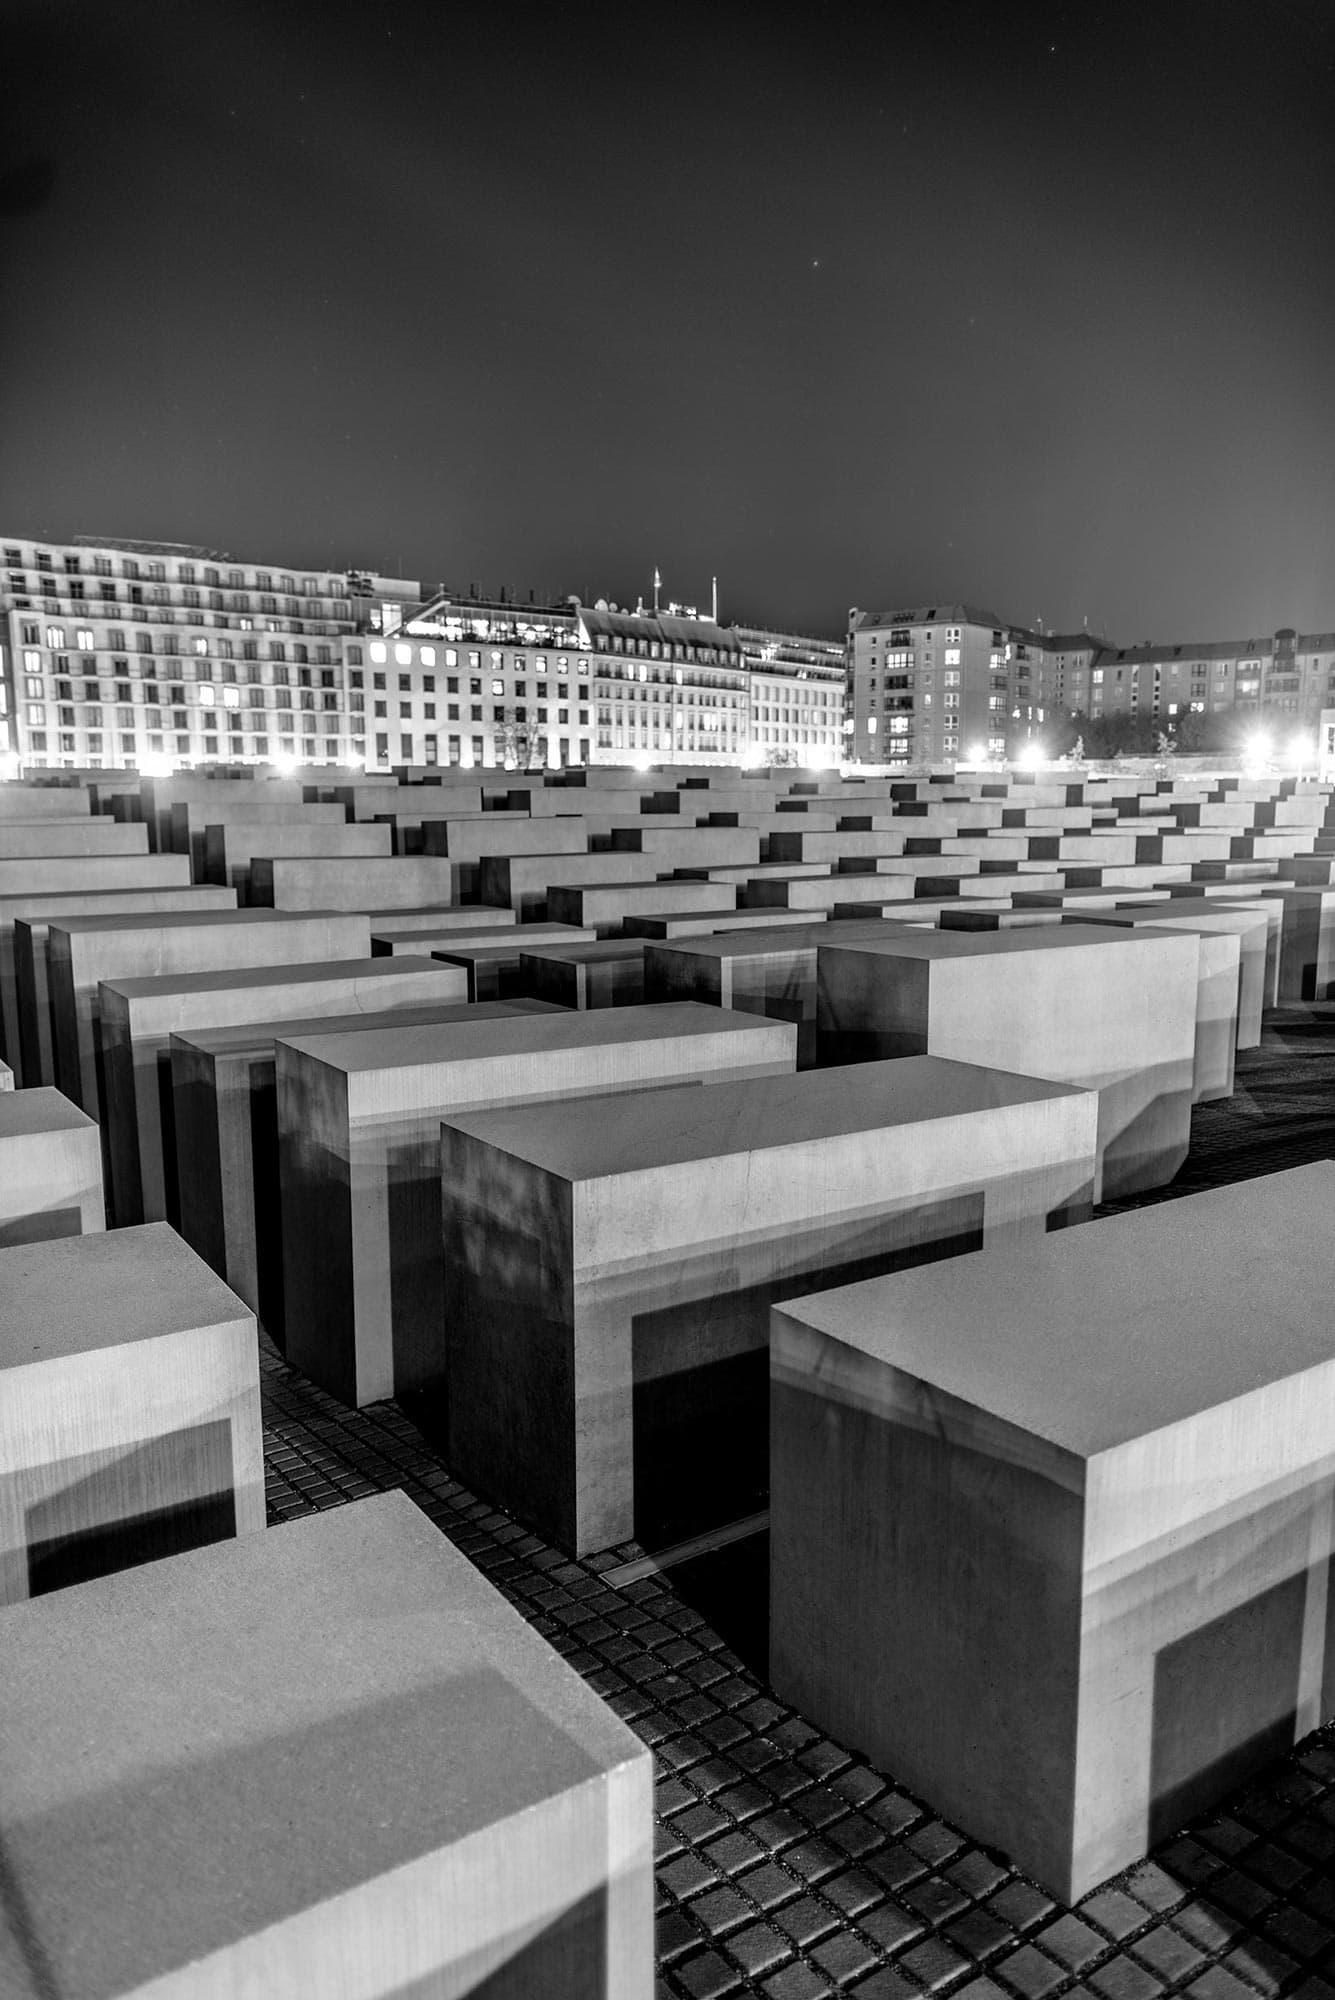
770, 1162, 1335, 1902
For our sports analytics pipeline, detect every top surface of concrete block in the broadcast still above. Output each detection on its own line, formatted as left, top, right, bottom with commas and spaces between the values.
282, 1000, 792, 1079
103, 955, 446, 1004
779, 1162, 1335, 1458
0, 1085, 96, 1139
50, 908, 349, 939
444, 1055, 1090, 1179
0, 1490, 644, 2000
0, 1221, 250, 1366
818, 921, 1186, 964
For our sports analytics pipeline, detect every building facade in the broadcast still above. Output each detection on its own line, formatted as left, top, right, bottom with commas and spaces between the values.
846, 604, 1011, 766
0, 534, 418, 772
848, 600, 1335, 765
734, 625, 847, 767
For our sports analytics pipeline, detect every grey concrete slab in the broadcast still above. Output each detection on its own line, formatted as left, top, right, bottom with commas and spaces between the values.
433, 928, 599, 1000
609, 826, 761, 868
770, 1162, 1335, 1903
440, 1057, 1098, 1556
0, 852, 192, 902
2, 883, 236, 1084
1262, 884, 1335, 1001
0, 1088, 103, 1246
0, 1490, 653, 1997
136, 774, 304, 853
279, 1003, 797, 1408
47, 908, 370, 1116
479, 850, 659, 921
1089, 899, 1270, 1050
644, 920, 899, 1067
519, 939, 646, 1009
547, 879, 738, 937
0, 787, 90, 818
815, 925, 1200, 1200
622, 907, 830, 939
167, 797, 348, 877
363, 904, 516, 938
0, 821, 149, 858
204, 820, 393, 901
101, 955, 470, 1227
0, 1221, 263, 1606
248, 854, 462, 910
172, 1000, 558, 1340
418, 811, 590, 896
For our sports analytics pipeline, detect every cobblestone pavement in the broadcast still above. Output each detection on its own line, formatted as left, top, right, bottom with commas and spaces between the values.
262, 1005, 1335, 2000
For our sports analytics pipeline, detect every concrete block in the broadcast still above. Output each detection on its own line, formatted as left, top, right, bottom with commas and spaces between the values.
1094, 899, 1269, 1051
815, 925, 1200, 1200
623, 907, 830, 939
168, 797, 348, 876
249, 855, 461, 910
645, 921, 894, 1068
0, 1222, 263, 1606
100, 955, 469, 1227
479, 849, 659, 921
441, 1057, 1098, 1555
419, 812, 590, 896
47, 908, 370, 1116
1262, 885, 1335, 1001
519, 940, 646, 1009
172, 1001, 554, 1339
3, 886, 236, 1087
0, 787, 90, 817
433, 927, 598, 1000
204, 819, 393, 901
548, 878, 738, 937
770, 1162, 1335, 1902
0, 1490, 653, 1996
0, 820, 148, 858
279, 1003, 797, 1407
0, 1087, 103, 1245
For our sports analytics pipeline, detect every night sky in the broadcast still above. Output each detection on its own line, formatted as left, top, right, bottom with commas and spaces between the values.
2, 0, 1332, 642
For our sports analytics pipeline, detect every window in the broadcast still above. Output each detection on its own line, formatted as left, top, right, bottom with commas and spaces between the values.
370, 641, 387, 664
46, 626, 65, 648
395, 643, 412, 666
419, 646, 435, 667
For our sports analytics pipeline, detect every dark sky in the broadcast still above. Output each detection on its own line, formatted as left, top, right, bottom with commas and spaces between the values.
2, 0, 1333, 642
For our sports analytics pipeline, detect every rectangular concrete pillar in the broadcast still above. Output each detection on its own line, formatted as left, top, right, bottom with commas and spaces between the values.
0, 1222, 263, 1606
770, 1162, 1335, 1903
0, 1490, 654, 1998
0, 1087, 104, 1246
441, 1057, 1098, 1556
815, 925, 1200, 1200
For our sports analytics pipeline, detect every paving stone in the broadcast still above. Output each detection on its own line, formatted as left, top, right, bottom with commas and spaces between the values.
860, 1900, 927, 1955
690, 1886, 757, 1937
947, 1909, 1019, 1963
704, 1830, 770, 1877
852, 1973, 927, 2000
905, 1877, 973, 1926
738, 1862, 804, 1915
1038, 1915, 1107, 1971
663, 1852, 723, 1900
1131, 1924, 1209, 1981
659, 1908, 708, 1963
811, 1929, 881, 1984
949, 1854, 1012, 1901
762, 1963, 834, 2000
773, 1897, 843, 1950
1221, 1938, 1300, 1996
995, 1945, 1068, 2000
1080, 1891, 1153, 1942
1184, 1967, 1261, 2000
1087, 1957, 1164, 2000
676, 1947, 744, 1999
727, 1924, 795, 1981
989, 1884, 1059, 1934
823, 1871, 884, 1919
901, 1936, 973, 1990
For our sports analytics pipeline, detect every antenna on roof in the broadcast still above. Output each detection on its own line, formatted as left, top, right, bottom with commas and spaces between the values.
653, 566, 661, 615
712, 575, 718, 623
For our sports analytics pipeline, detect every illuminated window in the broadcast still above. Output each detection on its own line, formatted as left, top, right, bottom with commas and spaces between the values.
369, 641, 387, 664
491, 678, 505, 696
944, 648, 961, 666
419, 646, 435, 667
395, 643, 412, 666
198, 684, 216, 706
222, 686, 240, 710
46, 626, 64, 648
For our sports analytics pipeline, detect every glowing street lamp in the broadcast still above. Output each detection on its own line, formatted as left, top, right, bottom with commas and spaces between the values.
1016, 741, 1045, 771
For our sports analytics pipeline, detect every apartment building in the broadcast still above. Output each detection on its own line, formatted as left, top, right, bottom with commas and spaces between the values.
0, 534, 417, 771
847, 604, 1010, 765
848, 599, 1335, 764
